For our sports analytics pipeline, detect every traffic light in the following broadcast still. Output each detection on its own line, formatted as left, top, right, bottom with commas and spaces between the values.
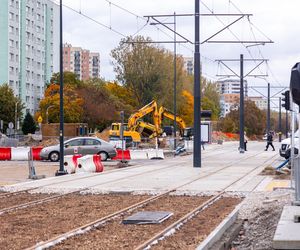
201, 110, 212, 119
290, 62, 300, 105
281, 90, 290, 110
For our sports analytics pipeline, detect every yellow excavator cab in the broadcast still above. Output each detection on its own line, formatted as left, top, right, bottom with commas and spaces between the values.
109, 123, 141, 143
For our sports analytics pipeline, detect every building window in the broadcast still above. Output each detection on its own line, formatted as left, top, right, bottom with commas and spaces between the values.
9, 53, 14, 62
9, 12, 14, 20
10, 0, 14, 7
9, 39, 14, 47
9, 26, 14, 34
9, 67, 14, 74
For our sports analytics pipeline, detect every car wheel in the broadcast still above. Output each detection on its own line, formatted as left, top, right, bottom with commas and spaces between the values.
49, 151, 59, 162
98, 151, 108, 161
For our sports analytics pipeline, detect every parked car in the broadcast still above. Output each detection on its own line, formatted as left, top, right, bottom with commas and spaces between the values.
279, 131, 299, 159
40, 137, 117, 162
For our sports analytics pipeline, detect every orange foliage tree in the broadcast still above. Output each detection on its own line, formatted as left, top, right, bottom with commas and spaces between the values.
38, 84, 84, 123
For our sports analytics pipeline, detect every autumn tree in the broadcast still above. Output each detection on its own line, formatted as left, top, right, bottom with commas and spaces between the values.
77, 79, 131, 131
220, 100, 266, 136
111, 35, 187, 109
0, 84, 24, 132
177, 81, 221, 125
38, 83, 84, 123
50, 71, 82, 87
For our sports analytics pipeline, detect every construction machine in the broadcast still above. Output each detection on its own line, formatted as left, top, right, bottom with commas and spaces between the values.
109, 100, 161, 143
158, 106, 187, 135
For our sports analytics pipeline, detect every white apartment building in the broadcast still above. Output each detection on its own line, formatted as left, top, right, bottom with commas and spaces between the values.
217, 79, 248, 117
248, 96, 268, 110
183, 57, 194, 75
0, 0, 60, 114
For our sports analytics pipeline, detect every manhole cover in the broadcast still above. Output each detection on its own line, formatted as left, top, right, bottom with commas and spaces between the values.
122, 211, 173, 225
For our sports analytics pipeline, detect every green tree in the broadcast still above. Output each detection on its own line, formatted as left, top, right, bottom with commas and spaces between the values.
22, 113, 36, 135
0, 84, 24, 132
50, 71, 82, 88
111, 35, 187, 109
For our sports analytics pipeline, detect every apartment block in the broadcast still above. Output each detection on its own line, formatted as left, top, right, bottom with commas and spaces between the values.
247, 96, 268, 110
183, 57, 194, 75
0, 0, 59, 114
63, 43, 100, 80
217, 79, 248, 117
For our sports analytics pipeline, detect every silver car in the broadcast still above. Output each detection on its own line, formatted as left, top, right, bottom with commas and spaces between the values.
40, 137, 117, 162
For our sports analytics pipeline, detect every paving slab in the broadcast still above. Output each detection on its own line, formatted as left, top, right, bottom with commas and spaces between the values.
273, 205, 300, 249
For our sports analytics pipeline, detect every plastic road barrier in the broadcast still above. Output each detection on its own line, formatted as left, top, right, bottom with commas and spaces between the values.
11, 147, 30, 161
0, 147, 12, 160
130, 150, 148, 160
64, 154, 82, 174
147, 149, 165, 160
32, 147, 43, 161
76, 155, 104, 173
112, 149, 131, 160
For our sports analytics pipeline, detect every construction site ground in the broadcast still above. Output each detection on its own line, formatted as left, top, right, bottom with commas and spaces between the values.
0, 141, 294, 249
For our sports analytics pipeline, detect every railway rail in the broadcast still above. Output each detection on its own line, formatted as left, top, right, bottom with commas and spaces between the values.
17, 150, 277, 250
0, 147, 231, 214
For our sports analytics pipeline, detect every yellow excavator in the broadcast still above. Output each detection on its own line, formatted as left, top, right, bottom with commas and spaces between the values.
109, 100, 161, 143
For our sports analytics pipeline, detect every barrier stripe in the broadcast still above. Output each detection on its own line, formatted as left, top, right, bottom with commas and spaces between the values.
112, 149, 131, 160
32, 147, 43, 161
0, 147, 11, 161
93, 155, 103, 172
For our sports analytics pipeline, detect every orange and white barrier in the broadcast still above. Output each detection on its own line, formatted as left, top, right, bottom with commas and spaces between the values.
64, 154, 82, 174
76, 155, 104, 173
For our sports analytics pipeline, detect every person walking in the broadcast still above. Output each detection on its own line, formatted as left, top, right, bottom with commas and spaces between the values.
244, 132, 249, 151
265, 132, 275, 151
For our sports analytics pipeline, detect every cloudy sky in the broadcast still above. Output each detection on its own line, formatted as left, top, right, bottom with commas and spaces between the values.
59, 0, 300, 105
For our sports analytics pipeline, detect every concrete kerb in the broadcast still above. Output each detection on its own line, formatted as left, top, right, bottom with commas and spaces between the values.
196, 201, 243, 250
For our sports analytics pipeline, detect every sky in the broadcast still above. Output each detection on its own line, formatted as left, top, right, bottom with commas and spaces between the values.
59, 0, 300, 107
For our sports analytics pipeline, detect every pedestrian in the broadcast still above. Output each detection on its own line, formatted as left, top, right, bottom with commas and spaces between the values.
244, 132, 249, 151
265, 132, 275, 151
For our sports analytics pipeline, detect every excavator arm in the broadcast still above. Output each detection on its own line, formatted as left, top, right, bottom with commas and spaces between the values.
158, 107, 186, 134
128, 100, 161, 134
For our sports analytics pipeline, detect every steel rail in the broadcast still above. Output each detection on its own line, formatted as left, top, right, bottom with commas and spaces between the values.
24, 150, 270, 249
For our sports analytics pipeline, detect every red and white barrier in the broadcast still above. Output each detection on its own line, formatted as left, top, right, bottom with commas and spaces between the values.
130, 150, 148, 160
64, 154, 82, 174
32, 147, 43, 161
112, 149, 131, 161
0, 147, 11, 161
11, 147, 30, 161
0, 147, 44, 161
147, 149, 165, 159
76, 155, 104, 173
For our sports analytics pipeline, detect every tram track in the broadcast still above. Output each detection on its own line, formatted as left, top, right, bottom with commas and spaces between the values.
0, 148, 231, 214
13, 150, 274, 249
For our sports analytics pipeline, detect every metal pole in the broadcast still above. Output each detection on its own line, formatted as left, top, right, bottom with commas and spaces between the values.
193, 0, 201, 167
267, 82, 270, 133
56, 0, 66, 176
15, 102, 17, 138
291, 101, 295, 189
286, 109, 288, 138
120, 111, 124, 162
279, 97, 282, 142
173, 12, 177, 152
239, 54, 245, 153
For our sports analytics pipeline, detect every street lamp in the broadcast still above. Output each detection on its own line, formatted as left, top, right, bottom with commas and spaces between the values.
150, 13, 177, 151
15, 101, 18, 138
46, 105, 54, 124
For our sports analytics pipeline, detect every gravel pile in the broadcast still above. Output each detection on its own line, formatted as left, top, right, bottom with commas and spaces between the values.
232, 189, 293, 250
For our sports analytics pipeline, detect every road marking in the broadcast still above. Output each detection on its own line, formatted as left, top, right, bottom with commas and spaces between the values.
265, 180, 290, 191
